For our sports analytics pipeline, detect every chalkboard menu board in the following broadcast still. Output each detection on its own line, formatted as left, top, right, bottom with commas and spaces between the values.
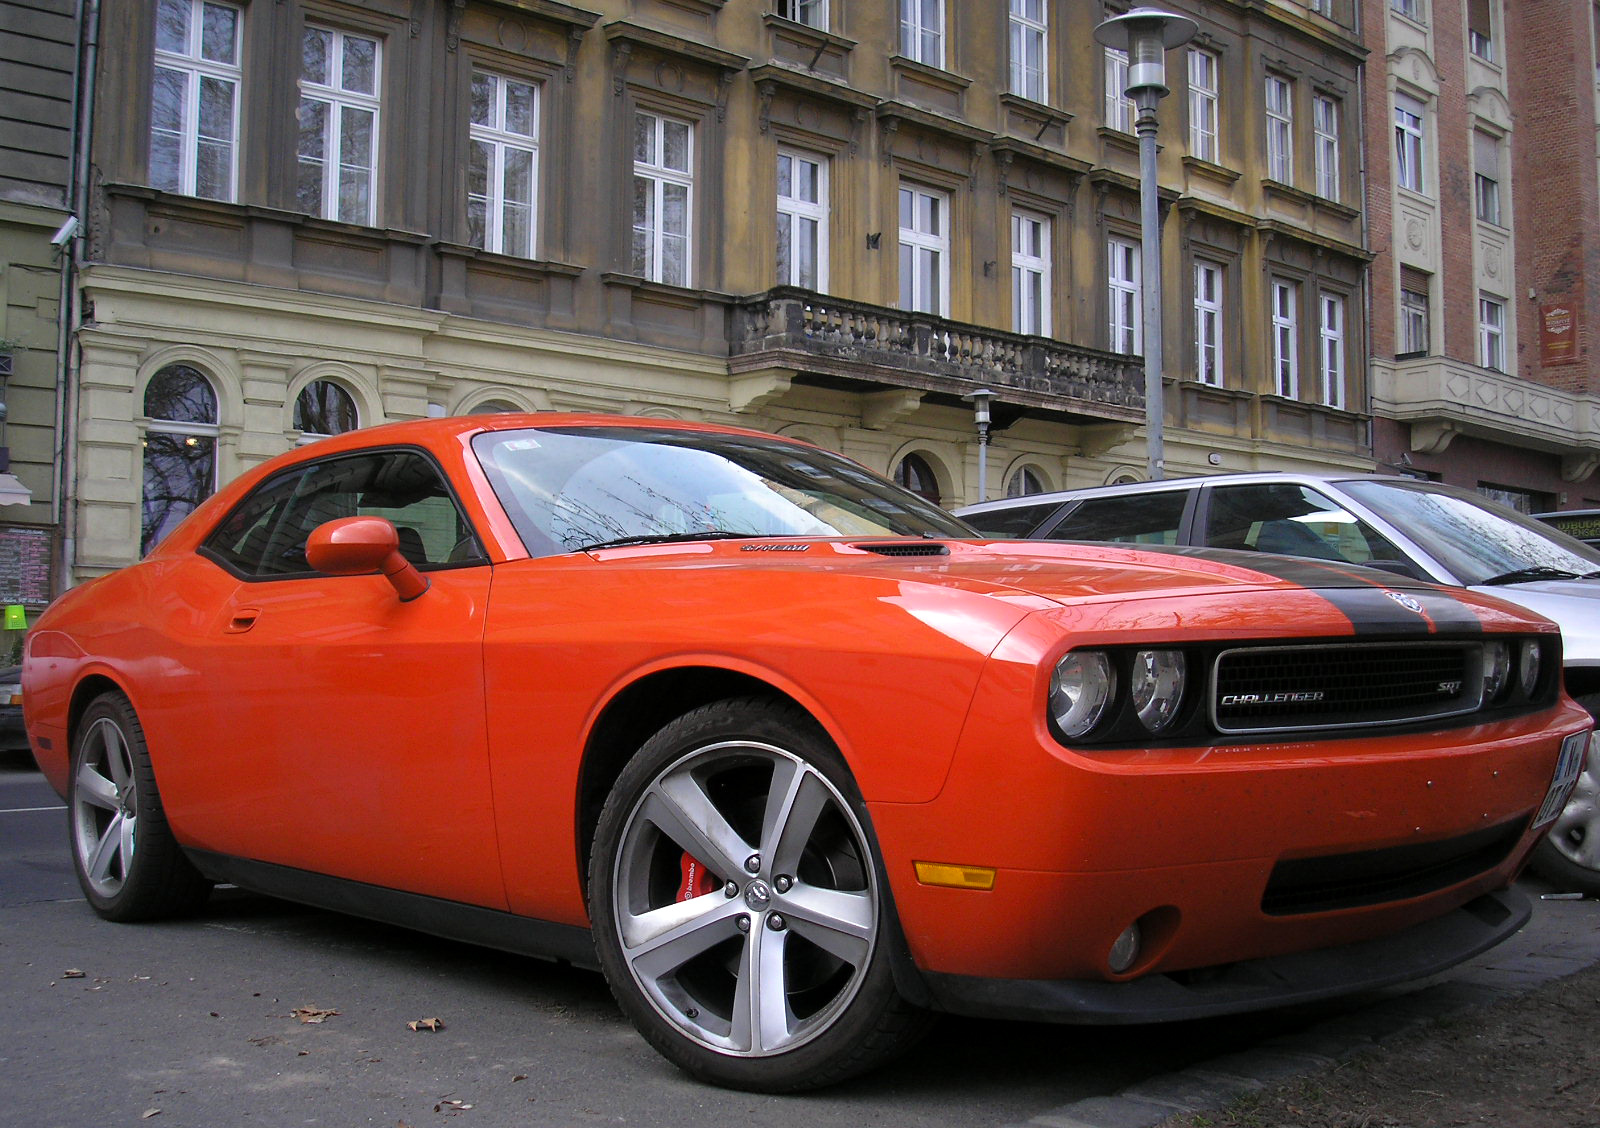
0, 525, 53, 605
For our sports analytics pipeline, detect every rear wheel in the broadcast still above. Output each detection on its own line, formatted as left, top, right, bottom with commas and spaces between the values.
588, 698, 926, 1091
69, 692, 211, 921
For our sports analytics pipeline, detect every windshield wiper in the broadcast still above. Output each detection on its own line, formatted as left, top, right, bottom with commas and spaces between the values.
577, 531, 753, 552
1481, 566, 1584, 586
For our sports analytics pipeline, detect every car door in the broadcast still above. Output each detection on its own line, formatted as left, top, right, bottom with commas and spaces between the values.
175, 446, 505, 908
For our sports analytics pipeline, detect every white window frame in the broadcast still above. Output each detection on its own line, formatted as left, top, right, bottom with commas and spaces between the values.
1395, 93, 1425, 194
777, 148, 829, 291
1479, 295, 1506, 372
777, 0, 826, 29
151, 0, 241, 201
1319, 291, 1346, 409
468, 71, 539, 259
632, 111, 694, 287
1011, 209, 1052, 337
1194, 260, 1224, 386
1108, 236, 1142, 355
898, 184, 950, 317
1401, 287, 1430, 355
1313, 94, 1340, 200
1272, 278, 1300, 399
1009, 0, 1047, 103
1105, 48, 1134, 133
900, 0, 944, 68
1391, 0, 1424, 20
1468, 0, 1494, 60
1187, 49, 1218, 164
1265, 75, 1293, 184
297, 25, 382, 225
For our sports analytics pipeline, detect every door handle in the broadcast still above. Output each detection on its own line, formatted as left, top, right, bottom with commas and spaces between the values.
225, 608, 260, 634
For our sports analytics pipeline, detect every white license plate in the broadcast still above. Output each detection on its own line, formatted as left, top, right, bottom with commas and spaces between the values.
1534, 730, 1592, 827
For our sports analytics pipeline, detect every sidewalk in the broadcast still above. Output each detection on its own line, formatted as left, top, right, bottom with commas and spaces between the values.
1005, 879, 1600, 1128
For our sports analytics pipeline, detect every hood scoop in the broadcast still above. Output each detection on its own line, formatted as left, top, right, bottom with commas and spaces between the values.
851, 542, 951, 557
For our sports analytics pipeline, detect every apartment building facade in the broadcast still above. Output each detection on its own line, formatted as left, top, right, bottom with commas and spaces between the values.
61, 0, 1373, 581
1366, 0, 1600, 512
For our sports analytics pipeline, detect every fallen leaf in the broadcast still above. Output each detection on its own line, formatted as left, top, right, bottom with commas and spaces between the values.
512, 1074, 527, 1083
141, 1111, 161, 1120
62, 969, 85, 979
407, 1017, 445, 1032
290, 1006, 340, 1024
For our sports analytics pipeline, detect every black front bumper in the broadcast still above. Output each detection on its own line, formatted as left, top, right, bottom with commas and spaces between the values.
920, 887, 1530, 1025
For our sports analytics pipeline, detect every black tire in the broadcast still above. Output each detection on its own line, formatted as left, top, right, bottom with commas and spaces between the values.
1529, 692, 1600, 895
587, 696, 928, 1091
68, 692, 211, 921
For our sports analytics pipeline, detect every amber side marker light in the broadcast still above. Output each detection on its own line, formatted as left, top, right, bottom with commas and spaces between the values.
914, 862, 997, 890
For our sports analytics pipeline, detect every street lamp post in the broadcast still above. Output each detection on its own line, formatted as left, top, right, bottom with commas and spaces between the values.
964, 388, 996, 502
1093, 8, 1197, 482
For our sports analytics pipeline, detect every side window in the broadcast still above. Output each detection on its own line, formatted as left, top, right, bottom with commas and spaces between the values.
1050, 492, 1188, 545
1203, 484, 1405, 565
961, 501, 1065, 539
202, 449, 484, 577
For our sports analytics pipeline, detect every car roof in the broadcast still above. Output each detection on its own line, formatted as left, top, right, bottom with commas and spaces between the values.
954, 470, 1423, 515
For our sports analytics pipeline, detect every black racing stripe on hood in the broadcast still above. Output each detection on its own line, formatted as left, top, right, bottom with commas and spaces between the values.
1125, 545, 1486, 636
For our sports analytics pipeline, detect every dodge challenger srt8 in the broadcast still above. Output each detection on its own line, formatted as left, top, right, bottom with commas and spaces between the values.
22, 414, 1591, 1091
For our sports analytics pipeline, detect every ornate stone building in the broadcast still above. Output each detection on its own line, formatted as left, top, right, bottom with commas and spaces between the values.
62, 0, 1372, 580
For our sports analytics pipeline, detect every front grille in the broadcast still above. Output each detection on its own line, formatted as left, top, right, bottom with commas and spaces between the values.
1213, 642, 1478, 734
1262, 817, 1526, 915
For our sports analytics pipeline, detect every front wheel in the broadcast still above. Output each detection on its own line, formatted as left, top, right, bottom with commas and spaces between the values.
588, 698, 926, 1091
1529, 749, 1600, 895
68, 692, 211, 921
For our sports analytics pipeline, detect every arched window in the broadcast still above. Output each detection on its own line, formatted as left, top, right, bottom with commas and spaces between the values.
894, 452, 940, 506
1006, 466, 1045, 498
472, 399, 521, 414
294, 379, 359, 441
142, 364, 219, 555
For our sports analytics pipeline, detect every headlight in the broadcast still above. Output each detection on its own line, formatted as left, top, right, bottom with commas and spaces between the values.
1051, 651, 1115, 739
1130, 650, 1186, 733
1518, 641, 1542, 698
1482, 640, 1510, 702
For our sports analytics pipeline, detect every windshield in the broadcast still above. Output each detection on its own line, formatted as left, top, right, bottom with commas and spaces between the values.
473, 425, 974, 557
1342, 479, 1600, 585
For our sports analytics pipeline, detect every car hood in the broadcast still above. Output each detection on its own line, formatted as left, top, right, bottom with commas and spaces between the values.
1468, 579, 1600, 664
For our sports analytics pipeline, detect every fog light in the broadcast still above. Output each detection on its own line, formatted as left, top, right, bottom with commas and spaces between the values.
1108, 923, 1142, 974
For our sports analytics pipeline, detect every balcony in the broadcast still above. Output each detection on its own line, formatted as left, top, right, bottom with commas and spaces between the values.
727, 288, 1145, 426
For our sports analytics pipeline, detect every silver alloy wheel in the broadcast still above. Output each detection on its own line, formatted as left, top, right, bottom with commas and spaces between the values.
611, 739, 878, 1058
72, 715, 138, 898
1548, 756, 1600, 872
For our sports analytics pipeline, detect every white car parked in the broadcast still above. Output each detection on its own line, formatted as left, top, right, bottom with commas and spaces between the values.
958, 472, 1600, 894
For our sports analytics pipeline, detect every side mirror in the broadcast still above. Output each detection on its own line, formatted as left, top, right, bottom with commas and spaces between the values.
306, 516, 430, 602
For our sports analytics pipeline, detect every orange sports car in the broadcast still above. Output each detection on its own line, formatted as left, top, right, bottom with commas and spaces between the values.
22, 414, 1592, 1091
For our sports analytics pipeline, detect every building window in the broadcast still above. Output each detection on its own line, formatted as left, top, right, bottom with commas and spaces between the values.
295, 379, 359, 441
777, 0, 826, 29
1011, 210, 1051, 337
297, 25, 381, 225
1006, 466, 1045, 497
1187, 49, 1218, 164
1395, 93, 1425, 194
1194, 260, 1223, 386
1313, 94, 1340, 200
1271, 278, 1300, 399
1392, 0, 1424, 20
900, 0, 944, 68
468, 72, 538, 258
1310, 0, 1333, 14
1104, 48, 1134, 132
1401, 282, 1431, 356
632, 111, 693, 287
898, 185, 949, 316
1479, 295, 1506, 371
777, 149, 828, 290
1108, 236, 1141, 354
1319, 292, 1346, 409
894, 452, 940, 505
142, 364, 219, 555
1474, 129, 1502, 226
151, 0, 240, 201
1468, 0, 1494, 59
1265, 75, 1293, 184
1009, 0, 1047, 103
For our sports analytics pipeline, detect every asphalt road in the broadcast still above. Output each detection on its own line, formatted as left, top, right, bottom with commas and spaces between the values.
2, 757, 1595, 1128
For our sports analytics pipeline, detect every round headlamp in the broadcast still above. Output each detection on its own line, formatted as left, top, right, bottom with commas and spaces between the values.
1130, 650, 1187, 733
1051, 651, 1115, 739
1518, 640, 1542, 698
1482, 640, 1511, 702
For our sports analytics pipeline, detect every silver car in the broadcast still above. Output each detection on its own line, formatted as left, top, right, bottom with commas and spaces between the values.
958, 472, 1600, 893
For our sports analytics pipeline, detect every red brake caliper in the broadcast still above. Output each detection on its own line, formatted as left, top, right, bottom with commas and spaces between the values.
677, 853, 718, 902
